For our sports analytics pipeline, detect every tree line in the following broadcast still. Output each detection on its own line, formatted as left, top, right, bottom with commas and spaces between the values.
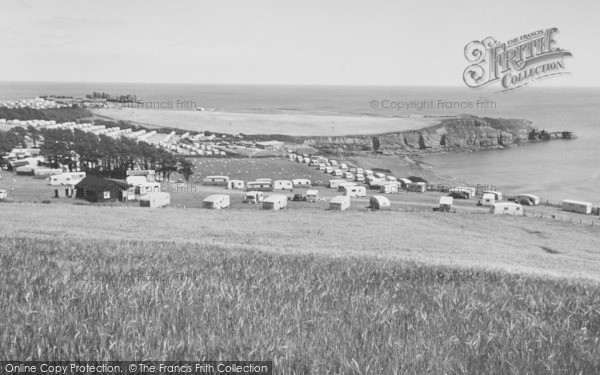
39, 128, 194, 181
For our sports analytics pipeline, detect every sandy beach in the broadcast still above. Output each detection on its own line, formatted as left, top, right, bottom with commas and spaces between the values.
92, 108, 439, 136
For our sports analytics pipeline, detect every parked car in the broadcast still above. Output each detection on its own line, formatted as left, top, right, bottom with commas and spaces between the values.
292, 194, 306, 202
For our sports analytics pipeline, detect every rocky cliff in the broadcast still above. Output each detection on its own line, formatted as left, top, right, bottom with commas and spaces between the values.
302, 116, 538, 155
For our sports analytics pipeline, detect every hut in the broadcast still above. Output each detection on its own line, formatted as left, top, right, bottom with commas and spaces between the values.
561, 199, 592, 214
490, 202, 524, 216
370, 195, 391, 210
74, 175, 130, 203
140, 192, 170, 208
262, 194, 288, 210
203, 194, 230, 209
329, 195, 351, 211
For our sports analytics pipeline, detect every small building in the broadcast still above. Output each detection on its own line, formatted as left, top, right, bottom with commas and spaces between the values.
140, 192, 170, 208
227, 180, 245, 190
375, 172, 386, 179
439, 196, 453, 212
244, 191, 264, 204
262, 194, 288, 210
354, 174, 365, 183
273, 180, 293, 190
74, 175, 130, 203
343, 172, 354, 179
203, 194, 230, 209
490, 202, 524, 216
292, 179, 311, 188
329, 195, 351, 211
343, 185, 366, 197
370, 195, 391, 210
339, 163, 348, 170
325, 166, 333, 174
481, 193, 496, 207
306, 189, 319, 202
332, 169, 342, 177
203, 175, 230, 186
364, 170, 374, 176
561, 199, 592, 214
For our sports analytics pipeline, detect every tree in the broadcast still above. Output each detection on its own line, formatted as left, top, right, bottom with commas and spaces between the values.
372, 136, 381, 152
178, 158, 194, 182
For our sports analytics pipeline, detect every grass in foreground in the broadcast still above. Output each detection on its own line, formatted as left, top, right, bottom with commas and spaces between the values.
1, 236, 599, 374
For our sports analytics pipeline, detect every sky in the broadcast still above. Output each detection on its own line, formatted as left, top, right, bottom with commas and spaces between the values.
0, 0, 599, 86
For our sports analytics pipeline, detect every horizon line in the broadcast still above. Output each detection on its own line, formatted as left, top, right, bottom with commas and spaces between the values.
1, 80, 598, 89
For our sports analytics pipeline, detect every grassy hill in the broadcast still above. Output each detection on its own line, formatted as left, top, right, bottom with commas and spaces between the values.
1, 235, 599, 372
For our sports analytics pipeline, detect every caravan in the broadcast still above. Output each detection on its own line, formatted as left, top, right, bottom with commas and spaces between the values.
329, 196, 351, 211
50, 172, 86, 186
246, 181, 274, 192
328, 179, 347, 189
480, 193, 496, 207
343, 185, 367, 197
306, 190, 319, 202
490, 202, 524, 215
292, 179, 311, 188
262, 195, 288, 210
439, 196, 453, 212
514, 194, 540, 206
273, 180, 293, 190
203, 194, 230, 209
561, 199, 592, 214
139, 192, 170, 208
243, 191, 264, 204
203, 176, 229, 186
227, 180, 245, 190
369, 195, 391, 210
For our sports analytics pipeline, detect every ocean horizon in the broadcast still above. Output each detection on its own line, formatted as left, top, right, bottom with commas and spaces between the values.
1, 82, 598, 203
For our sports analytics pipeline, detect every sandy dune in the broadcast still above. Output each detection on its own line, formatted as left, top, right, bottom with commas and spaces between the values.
92, 108, 439, 136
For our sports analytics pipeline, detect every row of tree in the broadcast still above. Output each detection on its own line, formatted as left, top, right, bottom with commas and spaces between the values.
39, 128, 194, 181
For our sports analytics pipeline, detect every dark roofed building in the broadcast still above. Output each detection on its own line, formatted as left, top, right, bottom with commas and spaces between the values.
75, 175, 130, 203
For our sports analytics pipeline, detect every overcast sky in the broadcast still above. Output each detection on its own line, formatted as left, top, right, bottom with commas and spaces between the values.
0, 0, 598, 86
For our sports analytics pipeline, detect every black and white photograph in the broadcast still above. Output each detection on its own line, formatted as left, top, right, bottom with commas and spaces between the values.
1, 0, 599, 373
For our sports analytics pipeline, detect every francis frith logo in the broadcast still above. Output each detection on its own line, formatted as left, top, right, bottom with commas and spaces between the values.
463, 27, 572, 91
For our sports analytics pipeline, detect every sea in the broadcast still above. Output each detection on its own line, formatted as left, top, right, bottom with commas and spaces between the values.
0, 82, 598, 203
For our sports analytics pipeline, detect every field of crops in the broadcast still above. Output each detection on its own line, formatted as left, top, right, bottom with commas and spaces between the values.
1, 236, 599, 373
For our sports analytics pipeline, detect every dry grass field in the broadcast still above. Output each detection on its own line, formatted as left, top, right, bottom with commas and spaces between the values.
92, 108, 438, 136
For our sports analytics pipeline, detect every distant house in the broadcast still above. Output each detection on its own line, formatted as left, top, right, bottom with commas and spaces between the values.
74, 175, 130, 203
256, 140, 284, 150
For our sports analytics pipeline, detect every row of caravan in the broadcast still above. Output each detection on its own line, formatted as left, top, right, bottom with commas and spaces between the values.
198, 193, 392, 211
203, 176, 312, 191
